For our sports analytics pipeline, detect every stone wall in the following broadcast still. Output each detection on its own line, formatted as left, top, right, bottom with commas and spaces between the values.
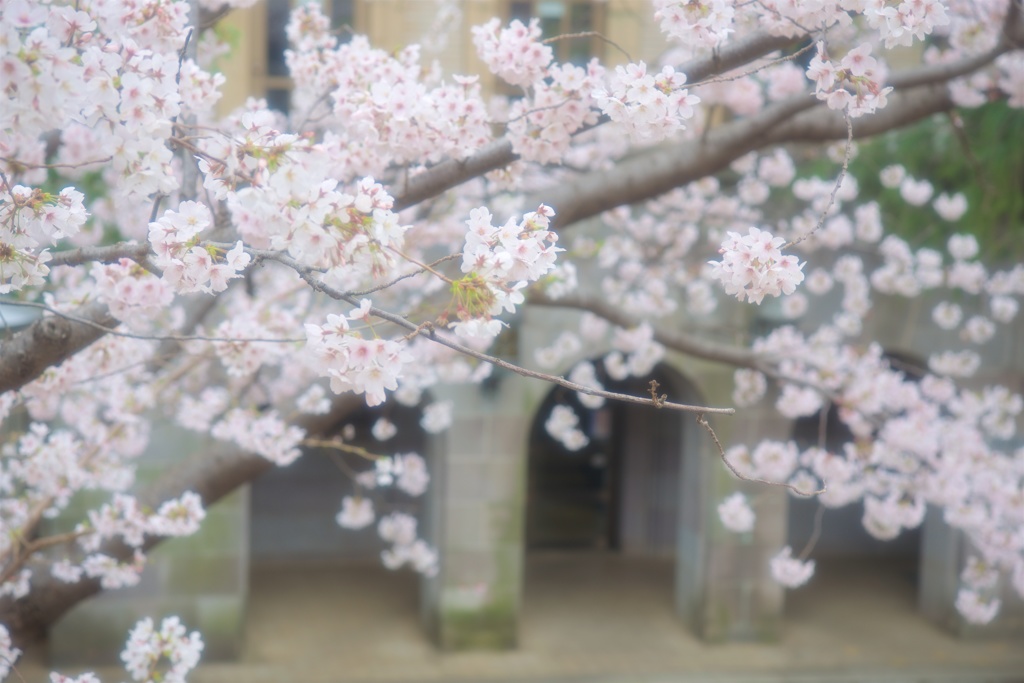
49, 426, 248, 665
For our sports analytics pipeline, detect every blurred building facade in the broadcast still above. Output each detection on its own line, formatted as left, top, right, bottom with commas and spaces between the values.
48, 0, 1024, 666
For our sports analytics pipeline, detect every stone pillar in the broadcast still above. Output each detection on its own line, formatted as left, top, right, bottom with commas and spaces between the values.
420, 373, 532, 650
919, 506, 1024, 636
673, 363, 788, 642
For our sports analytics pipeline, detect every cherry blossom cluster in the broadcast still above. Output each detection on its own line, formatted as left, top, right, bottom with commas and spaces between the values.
286, 5, 491, 171
120, 616, 203, 683
471, 18, 552, 89
25, 615, 203, 683
505, 61, 605, 164
378, 512, 438, 576
337, 496, 375, 530
210, 409, 305, 466
545, 404, 589, 451
806, 42, 893, 118
201, 110, 409, 279
726, 440, 801, 485
863, 0, 951, 47
0, 624, 18, 680
305, 300, 413, 406
652, 0, 735, 51
723, 311, 1024, 618
594, 62, 701, 144
91, 258, 174, 324
0, 0, 225, 217
149, 202, 250, 294
598, 203, 704, 317
717, 492, 756, 533
707, 227, 806, 304
49, 492, 206, 590
770, 547, 816, 588
366, 453, 431, 497
1, 334, 207, 594
0, 185, 86, 293
453, 205, 562, 338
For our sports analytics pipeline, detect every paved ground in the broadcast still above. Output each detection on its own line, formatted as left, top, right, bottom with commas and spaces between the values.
17, 553, 1024, 683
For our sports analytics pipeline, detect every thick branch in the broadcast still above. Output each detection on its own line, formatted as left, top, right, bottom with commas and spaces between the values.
540, 37, 1018, 230
0, 395, 361, 644
531, 294, 760, 369
0, 303, 117, 395
542, 94, 818, 229
390, 31, 800, 211
48, 242, 151, 269
765, 83, 954, 144
682, 32, 799, 85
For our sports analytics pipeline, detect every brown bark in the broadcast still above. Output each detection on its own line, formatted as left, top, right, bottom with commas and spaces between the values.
0, 303, 116, 395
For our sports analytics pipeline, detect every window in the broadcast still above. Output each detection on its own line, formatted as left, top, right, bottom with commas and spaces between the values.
264, 0, 358, 112
509, 1, 605, 66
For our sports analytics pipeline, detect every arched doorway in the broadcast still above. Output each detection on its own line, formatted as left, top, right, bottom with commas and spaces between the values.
784, 351, 926, 625
526, 362, 688, 554
521, 360, 705, 646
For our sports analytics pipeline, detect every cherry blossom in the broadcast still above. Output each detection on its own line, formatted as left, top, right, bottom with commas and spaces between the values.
121, 616, 203, 683
545, 404, 590, 451
955, 588, 1001, 625
934, 192, 968, 221
717, 492, 756, 533
807, 41, 893, 118
378, 512, 437, 575
336, 496, 375, 530
708, 227, 806, 304
420, 401, 454, 434
594, 62, 700, 143
3, 0, 1024, 658
472, 18, 552, 89
770, 547, 816, 588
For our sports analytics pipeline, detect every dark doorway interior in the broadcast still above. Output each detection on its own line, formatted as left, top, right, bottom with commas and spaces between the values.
787, 351, 927, 590
526, 363, 684, 555
250, 401, 427, 563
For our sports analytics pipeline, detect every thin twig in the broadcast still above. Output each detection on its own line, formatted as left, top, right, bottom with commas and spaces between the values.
798, 504, 826, 561
0, 156, 113, 170
303, 438, 384, 462
697, 413, 826, 495
347, 253, 462, 297
1, 301, 305, 345
542, 30, 632, 63
689, 40, 816, 89
251, 248, 735, 416
786, 111, 853, 249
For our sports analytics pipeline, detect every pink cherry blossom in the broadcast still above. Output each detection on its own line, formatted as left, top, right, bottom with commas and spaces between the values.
770, 546, 816, 588
718, 492, 756, 533
708, 227, 806, 304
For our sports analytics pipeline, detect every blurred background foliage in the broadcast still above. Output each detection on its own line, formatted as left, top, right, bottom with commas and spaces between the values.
804, 101, 1024, 261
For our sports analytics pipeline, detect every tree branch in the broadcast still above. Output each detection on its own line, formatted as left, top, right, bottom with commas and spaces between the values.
0, 303, 117, 395
530, 294, 760, 369
0, 395, 362, 645
48, 243, 153, 270
541, 93, 818, 229
390, 31, 801, 212
539, 37, 1018, 230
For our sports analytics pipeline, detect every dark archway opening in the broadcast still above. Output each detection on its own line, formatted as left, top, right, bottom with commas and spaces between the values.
785, 351, 927, 620
526, 362, 686, 555
250, 401, 428, 563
